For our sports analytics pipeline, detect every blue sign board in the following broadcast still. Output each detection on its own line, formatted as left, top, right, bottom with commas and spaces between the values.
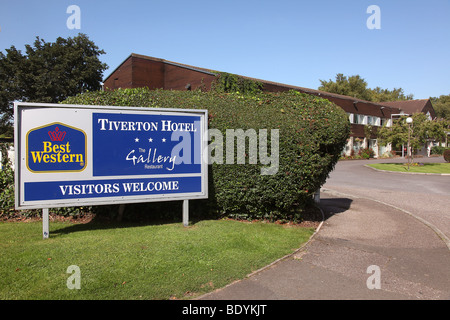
92, 113, 202, 176
15, 103, 208, 209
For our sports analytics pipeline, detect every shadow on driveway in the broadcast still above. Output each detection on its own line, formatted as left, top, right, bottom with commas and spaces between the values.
317, 197, 353, 219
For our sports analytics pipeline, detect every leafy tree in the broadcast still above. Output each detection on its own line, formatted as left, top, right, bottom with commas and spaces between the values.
377, 115, 410, 150
318, 73, 413, 102
0, 33, 108, 136
430, 94, 450, 120
421, 117, 449, 146
369, 86, 414, 102
377, 113, 448, 160
319, 74, 371, 100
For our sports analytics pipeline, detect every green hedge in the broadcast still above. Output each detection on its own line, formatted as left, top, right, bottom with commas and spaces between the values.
0, 144, 15, 217
0, 144, 91, 219
431, 146, 449, 155
444, 149, 450, 163
61, 88, 349, 221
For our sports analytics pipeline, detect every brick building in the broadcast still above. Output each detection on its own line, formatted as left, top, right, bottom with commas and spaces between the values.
104, 53, 436, 157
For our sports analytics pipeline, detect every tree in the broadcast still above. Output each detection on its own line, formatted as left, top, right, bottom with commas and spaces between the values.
319, 74, 371, 100
420, 117, 449, 146
369, 87, 414, 102
377, 116, 410, 151
318, 73, 413, 102
430, 94, 450, 120
0, 33, 108, 136
377, 113, 448, 159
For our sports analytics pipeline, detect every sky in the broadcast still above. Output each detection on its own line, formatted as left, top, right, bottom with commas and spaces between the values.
1, 0, 449, 99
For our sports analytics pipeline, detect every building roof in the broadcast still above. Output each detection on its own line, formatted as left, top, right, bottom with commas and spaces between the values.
104, 53, 217, 82
104, 53, 410, 115
380, 99, 431, 115
105, 54, 391, 105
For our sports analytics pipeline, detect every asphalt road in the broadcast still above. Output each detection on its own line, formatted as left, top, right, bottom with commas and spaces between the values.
323, 156, 450, 243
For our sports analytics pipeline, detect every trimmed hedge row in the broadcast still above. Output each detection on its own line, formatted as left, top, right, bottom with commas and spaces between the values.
62, 88, 350, 221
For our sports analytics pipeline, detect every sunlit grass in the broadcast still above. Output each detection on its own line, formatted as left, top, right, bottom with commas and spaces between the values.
368, 162, 450, 174
0, 219, 314, 300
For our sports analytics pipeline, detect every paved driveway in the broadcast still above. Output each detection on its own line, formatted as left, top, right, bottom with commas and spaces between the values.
323, 156, 450, 243
201, 191, 450, 300
200, 156, 450, 300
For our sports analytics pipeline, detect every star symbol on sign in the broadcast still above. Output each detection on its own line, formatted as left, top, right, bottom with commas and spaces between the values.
148, 138, 153, 143
135, 138, 139, 142
162, 138, 166, 142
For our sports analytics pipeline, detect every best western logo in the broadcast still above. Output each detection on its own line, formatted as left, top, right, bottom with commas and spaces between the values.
26, 122, 87, 173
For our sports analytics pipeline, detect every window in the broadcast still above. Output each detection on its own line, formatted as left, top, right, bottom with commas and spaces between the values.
351, 115, 384, 126
353, 139, 362, 152
348, 113, 354, 123
367, 116, 381, 126
380, 118, 392, 127
354, 114, 365, 124
361, 115, 368, 125
387, 119, 392, 127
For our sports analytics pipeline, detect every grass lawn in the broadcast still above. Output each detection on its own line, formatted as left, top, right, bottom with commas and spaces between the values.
367, 162, 450, 174
0, 219, 314, 300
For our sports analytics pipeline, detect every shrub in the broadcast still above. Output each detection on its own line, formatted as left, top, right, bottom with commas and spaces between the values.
212, 72, 263, 95
380, 151, 395, 158
0, 143, 91, 219
431, 146, 444, 155
444, 149, 450, 163
431, 146, 449, 155
62, 89, 349, 221
359, 148, 375, 159
0, 145, 16, 218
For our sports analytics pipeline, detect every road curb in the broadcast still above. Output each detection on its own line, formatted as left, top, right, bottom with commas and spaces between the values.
364, 164, 450, 176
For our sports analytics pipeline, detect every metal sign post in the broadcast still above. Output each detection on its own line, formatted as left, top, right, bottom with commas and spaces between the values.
183, 200, 189, 227
42, 208, 49, 239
